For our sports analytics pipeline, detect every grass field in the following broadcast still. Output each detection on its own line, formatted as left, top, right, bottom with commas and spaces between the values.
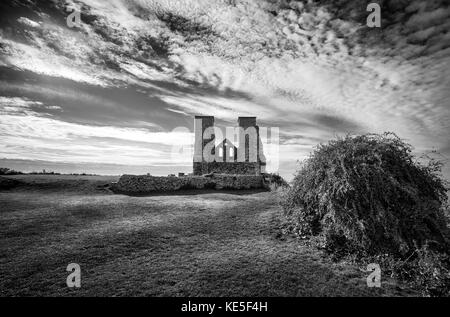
0, 175, 419, 296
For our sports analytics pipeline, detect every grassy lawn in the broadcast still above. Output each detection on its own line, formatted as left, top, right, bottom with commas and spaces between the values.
0, 175, 418, 296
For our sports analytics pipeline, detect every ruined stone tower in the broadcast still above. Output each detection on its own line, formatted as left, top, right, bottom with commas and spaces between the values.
193, 116, 266, 175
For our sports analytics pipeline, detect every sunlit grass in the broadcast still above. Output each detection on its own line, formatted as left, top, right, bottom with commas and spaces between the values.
0, 175, 418, 296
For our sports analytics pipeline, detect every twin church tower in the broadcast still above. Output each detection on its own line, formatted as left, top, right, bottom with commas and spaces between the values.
193, 116, 266, 175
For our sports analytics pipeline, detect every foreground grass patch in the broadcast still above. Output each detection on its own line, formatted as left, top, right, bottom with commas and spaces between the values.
0, 176, 419, 296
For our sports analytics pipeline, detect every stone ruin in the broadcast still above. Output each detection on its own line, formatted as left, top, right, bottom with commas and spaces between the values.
111, 116, 269, 194
193, 116, 266, 175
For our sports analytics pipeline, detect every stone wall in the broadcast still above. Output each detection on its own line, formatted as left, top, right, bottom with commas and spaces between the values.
111, 174, 265, 194
193, 162, 261, 175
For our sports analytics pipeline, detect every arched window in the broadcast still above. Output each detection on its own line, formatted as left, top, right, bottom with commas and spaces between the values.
219, 147, 223, 157
230, 147, 234, 157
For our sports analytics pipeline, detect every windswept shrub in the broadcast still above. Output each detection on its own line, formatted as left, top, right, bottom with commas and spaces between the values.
282, 133, 449, 257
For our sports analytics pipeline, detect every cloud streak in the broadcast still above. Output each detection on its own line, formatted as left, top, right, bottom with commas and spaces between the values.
0, 0, 449, 179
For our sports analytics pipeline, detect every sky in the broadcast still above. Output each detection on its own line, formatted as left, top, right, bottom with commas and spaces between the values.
0, 0, 449, 181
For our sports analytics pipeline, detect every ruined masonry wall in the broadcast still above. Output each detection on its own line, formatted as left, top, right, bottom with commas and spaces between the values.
193, 162, 260, 175
111, 174, 265, 193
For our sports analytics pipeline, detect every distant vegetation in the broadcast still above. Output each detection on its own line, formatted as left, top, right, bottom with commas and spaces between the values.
282, 133, 450, 296
0, 168, 97, 176
0, 167, 23, 175
0, 167, 61, 175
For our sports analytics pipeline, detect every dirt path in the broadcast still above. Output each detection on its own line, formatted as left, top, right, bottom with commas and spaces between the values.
0, 179, 417, 296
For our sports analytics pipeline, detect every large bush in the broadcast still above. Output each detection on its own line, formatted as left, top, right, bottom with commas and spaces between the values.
282, 133, 449, 257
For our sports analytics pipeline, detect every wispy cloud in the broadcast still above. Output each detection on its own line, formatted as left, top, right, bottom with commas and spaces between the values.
0, 96, 192, 165
0, 0, 449, 179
